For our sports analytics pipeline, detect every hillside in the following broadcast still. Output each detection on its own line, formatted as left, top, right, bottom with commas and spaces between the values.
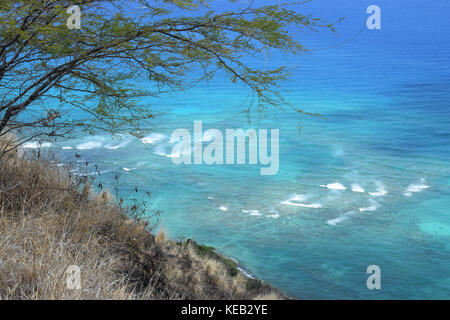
0, 145, 285, 300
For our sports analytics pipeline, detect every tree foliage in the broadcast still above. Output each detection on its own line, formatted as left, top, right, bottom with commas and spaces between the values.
0, 0, 338, 149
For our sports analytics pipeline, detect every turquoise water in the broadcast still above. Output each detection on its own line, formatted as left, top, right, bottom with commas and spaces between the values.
29, 1, 450, 299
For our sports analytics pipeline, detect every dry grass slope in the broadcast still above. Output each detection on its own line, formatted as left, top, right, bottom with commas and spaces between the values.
0, 146, 286, 300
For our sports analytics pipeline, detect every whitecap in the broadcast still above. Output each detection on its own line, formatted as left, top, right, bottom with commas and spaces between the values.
105, 141, 129, 150
327, 211, 355, 226
141, 133, 166, 144
23, 142, 52, 149
280, 201, 323, 208
403, 182, 430, 197
242, 209, 262, 216
266, 209, 280, 219
368, 182, 388, 197
320, 183, 347, 190
290, 194, 306, 202
154, 145, 185, 158
237, 267, 255, 279
76, 141, 103, 150
85, 171, 100, 176
154, 145, 167, 157
369, 190, 387, 196
165, 152, 182, 158
359, 200, 379, 212
327, 216, 348, 226
351, 184, 365, 193
280, 194, 323, 208
359, 205, 378, 212
219, 206, 228, 211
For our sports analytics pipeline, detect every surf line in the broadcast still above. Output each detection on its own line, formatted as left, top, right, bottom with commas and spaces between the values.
169, 120, 279, 175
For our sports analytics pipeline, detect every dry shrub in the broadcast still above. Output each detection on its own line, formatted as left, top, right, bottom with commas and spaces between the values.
0, 148, 285, 300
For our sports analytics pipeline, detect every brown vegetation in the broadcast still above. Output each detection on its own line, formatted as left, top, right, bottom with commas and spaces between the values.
0, 145, 285, 300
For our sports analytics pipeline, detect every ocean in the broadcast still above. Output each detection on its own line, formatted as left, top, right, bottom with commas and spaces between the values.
26, 0, 450, 299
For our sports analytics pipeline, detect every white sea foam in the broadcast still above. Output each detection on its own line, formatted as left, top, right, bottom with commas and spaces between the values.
359, 205, 378, 212
122, 167, 131, 172
23, 142, 52, 149
403, 180, 430, 197
154, 145, 168, 156
154, 147, 166, 156
155, 151, 182, 158
280, 201, 323, 208
280, 194, 323, 208
242, 209, 262, 216
84, 171, 101, 176
141, 133, 166, 144
266, 209, 280, 219
219, 206, 228, 211
105, 141, 129, 150
327, 211, 355, 226
359, 199, 379, 212
154, 145, 185, 158
369, 190, 387, 196
368, 182, 388, 197
351, 184, 365, 193
207, 196, 215, 200
320, 183, 347, 190
237, 267, 255, 279
327, 216, 348, 226
76, 141, 102, 150
165, 152, 182, 158
290, 194, 306, 202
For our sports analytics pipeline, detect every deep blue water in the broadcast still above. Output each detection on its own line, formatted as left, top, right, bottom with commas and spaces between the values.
27, 0, 450, 299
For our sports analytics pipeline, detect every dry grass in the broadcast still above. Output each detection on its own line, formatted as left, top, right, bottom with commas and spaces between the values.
0, 147, 285, 300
